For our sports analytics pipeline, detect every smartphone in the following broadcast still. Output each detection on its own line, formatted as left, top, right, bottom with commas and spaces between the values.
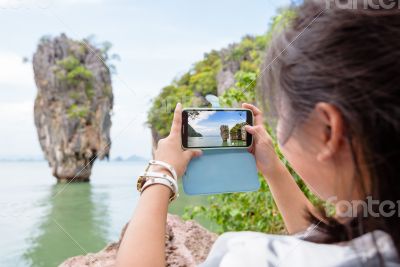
182, 108, 253, 149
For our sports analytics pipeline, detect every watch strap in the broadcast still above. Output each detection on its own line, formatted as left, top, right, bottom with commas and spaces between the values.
148, 160, 178, 180
140, 171, 178, 194
141, 177, 177, 202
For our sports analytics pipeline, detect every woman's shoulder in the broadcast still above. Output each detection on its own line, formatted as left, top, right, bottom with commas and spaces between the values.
199, 229, 399, 267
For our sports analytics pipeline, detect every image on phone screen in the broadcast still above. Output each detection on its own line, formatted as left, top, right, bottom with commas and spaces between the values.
182, 109, 252, 149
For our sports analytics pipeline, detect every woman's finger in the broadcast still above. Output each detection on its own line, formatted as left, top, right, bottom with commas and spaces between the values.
245, 125, 257, 135
170, 103, 182, 137
245, 125, 266, 142
242, 103, 261, 115
242, 103, 263, 126
247, 143, 255, 154
184, 149, 203, 160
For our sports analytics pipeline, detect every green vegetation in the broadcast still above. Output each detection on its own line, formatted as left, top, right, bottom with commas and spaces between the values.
55, 55, 95, 100
103, 85, 113, 97
147, 50, 226, 137
42, 35, 117, 122
54, 55, 94, 121
66, 104, 89, 119
69, 91, 81, 101
148, 9, 320, 234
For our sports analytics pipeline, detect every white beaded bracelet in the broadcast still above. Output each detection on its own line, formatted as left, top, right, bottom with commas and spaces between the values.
141, 177, 177, 202
147, 160, 178, 180
140, 171, 178, 195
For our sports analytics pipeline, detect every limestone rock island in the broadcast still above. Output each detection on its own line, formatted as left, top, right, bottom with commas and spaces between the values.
220, 125, 229, 141
230, 122, 247, 141
33, 34, 113, 182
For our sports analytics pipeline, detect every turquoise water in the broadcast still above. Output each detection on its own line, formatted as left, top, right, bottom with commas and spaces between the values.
188, 136, 246, 147
0, 161, 210, 267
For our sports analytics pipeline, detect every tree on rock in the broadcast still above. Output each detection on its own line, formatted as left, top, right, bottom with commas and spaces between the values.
33, 33, 114, 182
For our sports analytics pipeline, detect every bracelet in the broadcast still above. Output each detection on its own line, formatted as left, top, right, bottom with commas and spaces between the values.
137, 171, 179, 202
141, 177, 177, 202
140, 171, 178, 194
146, 160, 177, 180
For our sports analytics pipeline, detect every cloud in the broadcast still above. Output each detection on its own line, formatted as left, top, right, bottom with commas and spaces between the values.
0, 52, 34, 87
189, 110, 216, 127
0, 0, 51, 9
194, 125, 219, 136
56, 0, 105, 5
192, 117, 245, 137
0, 0, 103, 9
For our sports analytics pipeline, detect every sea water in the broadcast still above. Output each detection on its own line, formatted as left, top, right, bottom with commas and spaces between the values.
188, 136, 246, 147
0, 161, 210, 267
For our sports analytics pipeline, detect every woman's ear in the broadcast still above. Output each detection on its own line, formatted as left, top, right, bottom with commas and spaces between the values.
314, 102, 344, 162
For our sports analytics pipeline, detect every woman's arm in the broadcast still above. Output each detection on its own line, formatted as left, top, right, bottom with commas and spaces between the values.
243, 103, 315, 234
116, 103, 201, 267
260, 159, 316, 234
116, 182, 170, 267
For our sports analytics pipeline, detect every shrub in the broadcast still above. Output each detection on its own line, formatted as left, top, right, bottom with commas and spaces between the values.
66, 104, 89, 119
55, 56, 95, 99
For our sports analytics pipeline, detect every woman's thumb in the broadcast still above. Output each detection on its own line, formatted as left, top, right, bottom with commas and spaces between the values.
185, 149, 203, 160
245, 125, 256, 135
245, 125, 265, 140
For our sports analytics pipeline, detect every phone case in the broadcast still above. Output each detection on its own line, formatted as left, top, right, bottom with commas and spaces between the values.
182, 147, 260, 195
182, 95, 260, 195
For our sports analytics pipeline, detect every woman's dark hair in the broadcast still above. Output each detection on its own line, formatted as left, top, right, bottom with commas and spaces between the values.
262, 0, 400, 259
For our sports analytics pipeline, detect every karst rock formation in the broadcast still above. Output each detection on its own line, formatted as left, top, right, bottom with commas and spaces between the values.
230, 122, 247, 141
220, 125, 229, 141
33, 34, 113, 182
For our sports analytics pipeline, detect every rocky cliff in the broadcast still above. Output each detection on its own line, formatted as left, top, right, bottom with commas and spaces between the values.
33, 34, 113, 182
230, 122, 247, 141
219, 125, 229, 141
216, 44, 241, 96
59, 214, 217, 267
188, 123, 202, 137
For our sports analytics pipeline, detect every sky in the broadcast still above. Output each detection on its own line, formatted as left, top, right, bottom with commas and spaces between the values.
0, 0, 291, 159
189, 111, 246, 136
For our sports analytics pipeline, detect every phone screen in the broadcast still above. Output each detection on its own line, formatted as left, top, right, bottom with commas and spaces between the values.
182, 109, 253, 149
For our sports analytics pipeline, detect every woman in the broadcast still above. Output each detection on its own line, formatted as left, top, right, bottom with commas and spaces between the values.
116, 1, 400, 266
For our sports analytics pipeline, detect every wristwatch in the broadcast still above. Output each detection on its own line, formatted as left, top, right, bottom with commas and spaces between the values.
136, 160, 179, 202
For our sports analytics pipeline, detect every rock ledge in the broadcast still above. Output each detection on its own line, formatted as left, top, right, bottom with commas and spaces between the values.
59, 214, 217, 267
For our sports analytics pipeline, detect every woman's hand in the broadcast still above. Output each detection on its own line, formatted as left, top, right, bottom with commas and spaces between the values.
242, 103, 283, 178
153, 103, 202, 178
241, 103, 317, 233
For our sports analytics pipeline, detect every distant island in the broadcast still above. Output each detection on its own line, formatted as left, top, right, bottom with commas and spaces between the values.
188, 123, 202, 137
0, 156, 45, 162
0, 155, 149, 162
112, 155, 149, 162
